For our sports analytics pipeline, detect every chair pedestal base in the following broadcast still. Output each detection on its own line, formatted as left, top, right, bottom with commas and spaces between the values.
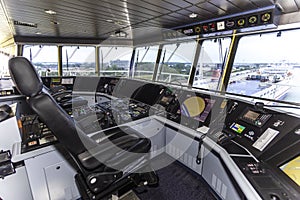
75, 169, 159, 200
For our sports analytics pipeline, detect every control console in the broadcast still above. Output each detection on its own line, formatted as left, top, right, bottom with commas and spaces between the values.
19, 114, 57, 152
73, 98, 154, 133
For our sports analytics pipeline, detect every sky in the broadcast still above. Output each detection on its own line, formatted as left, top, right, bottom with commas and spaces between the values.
234, 29, 300, 63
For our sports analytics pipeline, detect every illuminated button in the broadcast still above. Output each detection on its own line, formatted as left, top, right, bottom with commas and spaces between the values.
194, 26, 201, 33
209, 22, 216, 32
255, 121, 262, 126
226, 20, 235, 28
248, 131, 255, 136
217, 21, 225, 31
261, 13, 271, 22
237, 18, 245, 27
183, 28, 193, 35
248, 16, 257, 24
202, 24, 209, 32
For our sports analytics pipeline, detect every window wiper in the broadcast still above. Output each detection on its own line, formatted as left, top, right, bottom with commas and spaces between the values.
103, 47, 114, 60
218, 38, 224, 63
158, 49, 166, 76
217, 48, 228, 91
31, 46, 44, 60
100, 47, 114, 70
66, 49, 69, 70
134, 50, 139, 73
140, 46, 150, 63
68, 47, 79, 60
166, 43, 180, 63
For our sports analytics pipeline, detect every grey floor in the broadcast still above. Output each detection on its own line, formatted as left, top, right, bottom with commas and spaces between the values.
135, 154, 217, 200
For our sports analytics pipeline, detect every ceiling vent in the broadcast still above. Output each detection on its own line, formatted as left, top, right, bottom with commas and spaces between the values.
13, 20, 37, 28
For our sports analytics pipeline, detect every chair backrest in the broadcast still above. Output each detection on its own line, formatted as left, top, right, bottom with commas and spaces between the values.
9, 57, 97, 156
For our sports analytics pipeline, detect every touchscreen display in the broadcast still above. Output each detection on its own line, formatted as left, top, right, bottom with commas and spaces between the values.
230, 123, 246, 134
51, 77, 61, 83
181, 96, 215, 123
280, 156, 300, 186
61, 78, 74, 85
243, 110, 260, 121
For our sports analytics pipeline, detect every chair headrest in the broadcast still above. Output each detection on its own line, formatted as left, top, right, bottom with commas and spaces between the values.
9, 57, 43, 97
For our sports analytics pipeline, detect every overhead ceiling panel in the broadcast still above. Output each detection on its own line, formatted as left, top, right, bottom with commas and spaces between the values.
126, 0, 178, 13
209, 0, 242, 14
226, 0, 257, 10
0, 7, 13, 44
249, 0, 273, 7
277, 0, 299, 13
185, 5, 216, 18
196, 1, 227, 16
162, 0, 192, 8
168, 12, 188, 19
0, 0, 299, 44
184, 0, 207, 5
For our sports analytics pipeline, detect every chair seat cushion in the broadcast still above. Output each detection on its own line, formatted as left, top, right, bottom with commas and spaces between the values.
77, 126, 151, 170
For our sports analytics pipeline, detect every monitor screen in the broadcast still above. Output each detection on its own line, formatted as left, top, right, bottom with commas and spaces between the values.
230, 123, 246, 134
243, 110, 260, 121
280, 155, 300, 187
61, 78, 74, 85
181, 95, 215, 123
51, 77, 61, 83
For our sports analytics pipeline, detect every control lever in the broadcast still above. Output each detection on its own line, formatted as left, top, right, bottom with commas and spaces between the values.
228, 102, 238, 114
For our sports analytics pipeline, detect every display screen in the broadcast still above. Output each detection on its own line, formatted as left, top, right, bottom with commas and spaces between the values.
181, 96, 215, 123
230, 123, 246, 134
160, 96, 173, 104
51, 77, 61, 83
280, 156, 300, 187
61, 78, 74, 85
243, 110, 260, 121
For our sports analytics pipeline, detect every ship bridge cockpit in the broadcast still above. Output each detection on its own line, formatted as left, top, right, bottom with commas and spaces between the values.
1, 0, 300, 200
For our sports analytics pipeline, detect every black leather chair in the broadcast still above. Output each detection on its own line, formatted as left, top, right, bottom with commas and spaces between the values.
9, 57, 158, 200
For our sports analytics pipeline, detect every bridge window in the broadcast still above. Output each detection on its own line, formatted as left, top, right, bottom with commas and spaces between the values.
133, 45, 159, 80
99, 46, 132, 77
156, 41, 197, 85
23, 45, 58, 76
227, 29, 300, 112
62, 46, 95, 76
0, 49, 11, 79
193, 38, 231, 90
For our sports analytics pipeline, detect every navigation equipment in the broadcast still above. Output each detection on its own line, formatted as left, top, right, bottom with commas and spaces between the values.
181, 95, 215, 123
240, 108, 271, 127
280, 155, 300, 187
61, 77, 74, 85
230, 123, 246, 134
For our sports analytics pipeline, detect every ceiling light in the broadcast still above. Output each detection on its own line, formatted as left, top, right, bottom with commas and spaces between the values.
44, 9, 56, 15
114, 21, 123, 25
35, 31, 42, 35
189, 13, 198, 18
114, 30, 127, 38
51, 21, 59, 25
106, 19, 113, 23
